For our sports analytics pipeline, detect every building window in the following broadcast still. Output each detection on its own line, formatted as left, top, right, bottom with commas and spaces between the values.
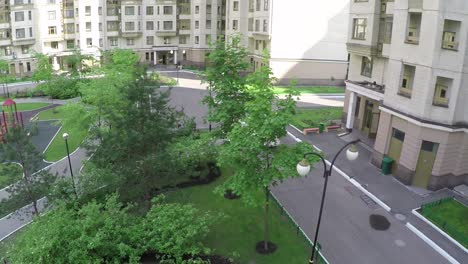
263, 20, 268, 32
206, 20, 211, 29
360, 57, 372, 77
399, 64, 416, 97
433, 77, 451, 107
233, 1, 239, 11
352, 18, 366, 40
76, 24, 79, 32
29, 27, 33, 37
206, 4, 212, 15
163, 6, 173, 15
85, 6, 91, 16
125, 22, 135, 31
163, 37, 170, 44
179, 35, 188, 44
65, 9, 74, 18
15, 12, 24, 22
146, 21, 154, 30
256, 0, 261, 11
232, 20, 238, 30
206, 34, 211, 45
98, 7, 102, 15
99, 23, 102, 31
107, 7, 117, 16
163, 21, 173, 30
65, 23, 74, 33
28, 10, 32, 20
125, 6, 135, 16
195, 5, 199, 14
107, 21, 119, 31
109, 37, 118, 46
86, 38, 92, 47
382, 17, 393, 44
195, 35, 199, 44
66, 40, 75, 49
48, 26, 57, 35
248, 18, 254, 31
146, 36, 154, 45
146, 6, 154, 15
15, 28, 25, 39
48, 11, 56, 20
86, 22, 91, 32
195, 20, 199, 29
392, 128, 405, 142
26, 62, 31, 72
255, 19, 260, 31
264, 0, 269, 10
99, 38, 103, 47
406, 13, 421, 44
442, 20, 460, 51
126, 38, 134, 46
51, 41, 58, 49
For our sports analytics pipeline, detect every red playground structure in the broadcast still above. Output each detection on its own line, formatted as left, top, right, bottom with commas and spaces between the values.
0, 98, 24, 141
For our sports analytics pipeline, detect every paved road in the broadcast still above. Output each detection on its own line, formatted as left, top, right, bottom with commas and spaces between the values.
274, 135, 450, 264
0, 82, 39, 97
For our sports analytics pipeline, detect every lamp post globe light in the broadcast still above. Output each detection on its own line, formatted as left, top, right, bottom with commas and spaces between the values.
63, 132, 78, 199
296, 140, 360, 264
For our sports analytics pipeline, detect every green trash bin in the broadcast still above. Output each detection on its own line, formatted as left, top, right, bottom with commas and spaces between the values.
381, 156, 394, 175
319, 123, 325, 133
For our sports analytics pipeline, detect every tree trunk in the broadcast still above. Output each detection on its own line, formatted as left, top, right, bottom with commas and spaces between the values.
32, 200, 39, 216
264, 186, 270, 251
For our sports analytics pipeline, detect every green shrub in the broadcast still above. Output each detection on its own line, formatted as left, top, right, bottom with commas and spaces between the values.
35, 76, 81, 99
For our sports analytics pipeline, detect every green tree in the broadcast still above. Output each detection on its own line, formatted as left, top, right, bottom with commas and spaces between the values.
0, 59, 13, 97
0, 127, 54, 215
216, 60, 318, 252
65, 49, 95, 77
203, 36, 251, 136
32, 53, 53, 82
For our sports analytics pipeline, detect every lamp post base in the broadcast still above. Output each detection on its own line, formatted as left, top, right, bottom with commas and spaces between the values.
255, 241, 277, 255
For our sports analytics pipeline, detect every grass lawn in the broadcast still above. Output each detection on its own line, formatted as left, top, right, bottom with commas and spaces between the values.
0, 163, 22, 189
36, 106, 87, 162
165, 169, 312, 264
291, 107, 343, 130
9, 103, 50, 112
35, 105, 64, 121
274, 86, 344, 95
421, 199, 468, 248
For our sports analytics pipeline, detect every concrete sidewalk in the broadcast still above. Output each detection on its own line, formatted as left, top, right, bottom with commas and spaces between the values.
285, 126, 468, 263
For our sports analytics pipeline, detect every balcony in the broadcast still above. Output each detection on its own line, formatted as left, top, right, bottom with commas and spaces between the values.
156, 30, 176, 37
346, 42, 379, 57
12, 37, 35, 46
121, 31, 142, 38
346, 80, 385, 102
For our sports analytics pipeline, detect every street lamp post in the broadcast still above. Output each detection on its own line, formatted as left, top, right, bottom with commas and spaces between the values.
63, 133, 78, 199
296, 140, 360, 264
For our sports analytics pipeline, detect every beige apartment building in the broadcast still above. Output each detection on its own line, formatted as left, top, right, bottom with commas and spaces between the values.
0, 0, 226, 76
344, 0, 468, 190
225, 0, 350, 85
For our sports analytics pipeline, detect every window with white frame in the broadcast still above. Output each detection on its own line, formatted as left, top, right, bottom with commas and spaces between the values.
66, 40, 74, 49
195, 35, 199, 44
109, 37, 118, 46
233, 1, 239, 11
399, 64, 416, 97
163, 21, 173, 30
206, 19, 211, 29
125, 6, 135, 15
433, 77, 452, 107
65, 23, 74, 34
146, 21, 154, 30
15, 28, 25, 39
86, 38, 92, 47
232, 20, 238, 30
360, 56, 372, 77
125, 22, 135, 31
163, 6, 173, 15
352, 18, 366, 40
146, 6, 154, 15
48, 26, 57, 35
264, 0, 269, 10
86, 22, 91, 32
85, 6, 91, 16
126, 38, 134, 45
406, 13, 421, 44
107, 21, 119, 31
442, 20, 460, 50
146, 36, 154, 45
48, 11, 56, 20
15, 12, 24, 22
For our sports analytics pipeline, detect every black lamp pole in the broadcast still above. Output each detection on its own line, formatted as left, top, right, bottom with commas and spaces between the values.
64, 134, 78, 199
304, 140, 360, 264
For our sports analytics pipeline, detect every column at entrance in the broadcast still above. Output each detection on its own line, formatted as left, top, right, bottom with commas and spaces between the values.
346, 91, 356, 131
153, 51, 158, 65
174, 51, 178, 65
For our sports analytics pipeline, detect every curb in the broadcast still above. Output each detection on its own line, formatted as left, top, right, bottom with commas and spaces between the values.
412, 208, 468, 254
406, 222, 460, 264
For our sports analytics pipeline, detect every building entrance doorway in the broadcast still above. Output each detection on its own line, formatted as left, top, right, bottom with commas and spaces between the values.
412, 141, 438, 189
387, 128, 405, 173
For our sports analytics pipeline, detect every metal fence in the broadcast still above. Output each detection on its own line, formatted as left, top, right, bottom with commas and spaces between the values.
420, 197, 468, 248
269, 191, 330, 264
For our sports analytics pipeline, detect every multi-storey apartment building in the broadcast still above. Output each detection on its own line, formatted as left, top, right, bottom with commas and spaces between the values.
225, 0, 350, 85
344, 0, 468, 190
0, 0, 226, 76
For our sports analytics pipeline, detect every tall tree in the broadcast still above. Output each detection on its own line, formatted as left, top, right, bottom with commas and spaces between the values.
0, 127, 54, 215
203, 36, 251, 136
217, 60, 318, 252
32, 53, 53, 83
0, 59, 12, 97
65, 49, 95, 77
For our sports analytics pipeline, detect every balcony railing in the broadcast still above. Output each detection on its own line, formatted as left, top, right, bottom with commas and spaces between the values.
347, 81, 385, 94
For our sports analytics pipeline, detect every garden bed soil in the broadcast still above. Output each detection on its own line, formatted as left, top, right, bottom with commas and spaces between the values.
140, 253, 232, 264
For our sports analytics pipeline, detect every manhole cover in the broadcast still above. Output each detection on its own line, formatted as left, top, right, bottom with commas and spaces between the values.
395, 213, 406, 221
395, 239, 406, 247
369, 214, 391, 230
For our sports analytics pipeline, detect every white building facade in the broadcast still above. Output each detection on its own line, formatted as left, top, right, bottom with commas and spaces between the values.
344, 0, 468, 190
226, 0, 350, 85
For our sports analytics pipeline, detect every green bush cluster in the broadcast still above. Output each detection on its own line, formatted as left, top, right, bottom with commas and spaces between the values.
35, 76, 83, 99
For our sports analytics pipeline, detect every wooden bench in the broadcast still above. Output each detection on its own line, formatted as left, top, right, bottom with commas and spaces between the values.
326, 125, 341, 131
303, 128, 319, 135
